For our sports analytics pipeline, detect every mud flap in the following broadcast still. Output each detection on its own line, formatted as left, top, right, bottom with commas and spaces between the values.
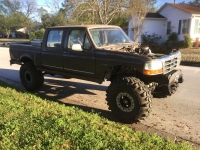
169, 69, 183, 84
153, 69, 183, 96
164, 69, 183, 95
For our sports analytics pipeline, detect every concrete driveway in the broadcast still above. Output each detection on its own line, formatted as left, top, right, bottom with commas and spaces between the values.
0, 47, 200, 148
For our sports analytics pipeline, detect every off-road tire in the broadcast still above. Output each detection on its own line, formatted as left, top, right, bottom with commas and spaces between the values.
106, 76, 152, 123
20, 62, 44, 91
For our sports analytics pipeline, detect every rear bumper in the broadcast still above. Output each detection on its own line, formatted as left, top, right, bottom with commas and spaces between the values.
10, 59, 21, 65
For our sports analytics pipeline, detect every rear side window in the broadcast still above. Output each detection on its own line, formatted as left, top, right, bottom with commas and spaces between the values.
47, 30, 63, 47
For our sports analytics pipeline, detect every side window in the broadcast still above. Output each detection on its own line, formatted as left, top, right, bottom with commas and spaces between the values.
67, 29, 85, 49
47, 30, 63, 47
83, 35, 91, 50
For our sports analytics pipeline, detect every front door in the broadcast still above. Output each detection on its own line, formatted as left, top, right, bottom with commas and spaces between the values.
63, 28, 96, 80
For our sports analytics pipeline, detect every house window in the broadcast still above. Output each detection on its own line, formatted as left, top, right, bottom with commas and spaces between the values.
194, 19, 200, 34
166, 22, 171, 35
182, 20, 188, 34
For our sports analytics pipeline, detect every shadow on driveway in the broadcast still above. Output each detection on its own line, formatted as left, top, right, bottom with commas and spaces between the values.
0, 69, 118, 122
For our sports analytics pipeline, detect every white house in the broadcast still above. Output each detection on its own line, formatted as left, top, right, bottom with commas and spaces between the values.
128, 3, 200, 43
128, 13, 167, 43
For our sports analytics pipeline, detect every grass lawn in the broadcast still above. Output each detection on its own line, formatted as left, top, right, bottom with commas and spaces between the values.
0, 38, 29, 42
180, 48, 200, 67
0, 80, 196, 149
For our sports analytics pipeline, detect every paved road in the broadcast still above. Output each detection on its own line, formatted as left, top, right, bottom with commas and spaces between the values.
0, 47, 200, 147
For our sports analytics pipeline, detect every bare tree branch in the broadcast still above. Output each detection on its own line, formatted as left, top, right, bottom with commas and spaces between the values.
64, 0, 127, 24
129, 0, 156, 42
15, 0, 37, 19
45, 0, 61, 14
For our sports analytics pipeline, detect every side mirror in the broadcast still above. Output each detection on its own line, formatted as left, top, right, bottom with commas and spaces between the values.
72, 44, 83, 51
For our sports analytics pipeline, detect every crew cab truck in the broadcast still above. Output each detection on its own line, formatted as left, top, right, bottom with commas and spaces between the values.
9, 25, 183, 123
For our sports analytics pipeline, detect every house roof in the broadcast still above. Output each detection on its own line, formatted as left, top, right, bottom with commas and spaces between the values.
157, 3, 200, 14
126, 13, 166, 22
145, 13, 166, 18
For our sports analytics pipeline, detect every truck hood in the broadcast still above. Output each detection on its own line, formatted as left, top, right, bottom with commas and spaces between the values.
100, 43, 180, 60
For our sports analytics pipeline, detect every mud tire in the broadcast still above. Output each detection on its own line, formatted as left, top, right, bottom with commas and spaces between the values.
106, 76, 152, 123
20, 62, 44, 91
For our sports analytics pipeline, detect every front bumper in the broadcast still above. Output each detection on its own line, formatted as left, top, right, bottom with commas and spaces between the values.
169, 69, 183, 85
141, 69, 184, 85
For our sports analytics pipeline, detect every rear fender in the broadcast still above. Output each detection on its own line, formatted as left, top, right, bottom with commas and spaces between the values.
20, 54, 33, 64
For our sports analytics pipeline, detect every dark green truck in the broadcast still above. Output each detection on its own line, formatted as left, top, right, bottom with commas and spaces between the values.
9, 25, 183, 123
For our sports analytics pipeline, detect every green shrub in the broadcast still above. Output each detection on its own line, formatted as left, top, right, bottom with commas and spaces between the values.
193, 38, 200, 47
183, 34, 192, 48
29, 32, 36, 41
141, 32, 162, 44
166, 32, 178, 46
172, 41, 185, 49
168, 32, 178, 42
29, 28, 45, 41
166, 33, 193, 49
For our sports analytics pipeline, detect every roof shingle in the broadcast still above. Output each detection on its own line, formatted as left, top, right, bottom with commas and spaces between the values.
145, 13, 166, 18
161, 3, 200, 14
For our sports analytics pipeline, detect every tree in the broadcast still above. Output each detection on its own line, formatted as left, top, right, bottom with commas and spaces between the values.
128, 0, 156, 42
45, 0, 62, 14
0, 0, 37, 38
20, 0, 37, 18
0, 0, 21, 37
37, 0, 68, 28
188, 0, 200, 6
40, 8, 67, 28
179, 0, 200, 6
29, 28, 45, 41
110, 15, 128, 28
62, 0, 127, 25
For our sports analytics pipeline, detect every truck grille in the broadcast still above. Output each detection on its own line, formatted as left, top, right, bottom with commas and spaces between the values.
164, 57, 178, 74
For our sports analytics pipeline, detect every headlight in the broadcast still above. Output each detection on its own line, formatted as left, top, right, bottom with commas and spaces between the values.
143, 60, 163, 75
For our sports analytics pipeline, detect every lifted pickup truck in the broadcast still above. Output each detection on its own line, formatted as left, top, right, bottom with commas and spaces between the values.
9, 25, 183, 123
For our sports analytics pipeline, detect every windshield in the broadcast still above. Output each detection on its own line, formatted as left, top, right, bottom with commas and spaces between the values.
89, 27, 132, 47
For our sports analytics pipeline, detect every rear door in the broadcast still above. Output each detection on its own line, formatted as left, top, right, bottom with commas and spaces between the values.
41, 29, 64, 71
63, 28, 96, 80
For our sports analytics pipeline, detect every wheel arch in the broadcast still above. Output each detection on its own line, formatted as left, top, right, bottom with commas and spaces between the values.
103, 65, 137, 81
20, 55, 34, 64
